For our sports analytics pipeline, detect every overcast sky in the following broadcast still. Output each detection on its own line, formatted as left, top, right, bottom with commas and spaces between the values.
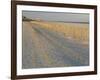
22, 11, 89, 23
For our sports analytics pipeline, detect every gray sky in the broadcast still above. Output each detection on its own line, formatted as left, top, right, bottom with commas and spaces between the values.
22, 11, 89, 23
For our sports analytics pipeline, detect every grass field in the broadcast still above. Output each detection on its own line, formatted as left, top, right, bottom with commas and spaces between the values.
31, 21, 89, 45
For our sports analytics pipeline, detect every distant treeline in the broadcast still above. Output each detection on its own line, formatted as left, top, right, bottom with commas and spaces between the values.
22, 16, 33, 21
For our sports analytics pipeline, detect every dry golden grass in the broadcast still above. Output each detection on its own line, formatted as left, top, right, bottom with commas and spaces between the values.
31, 21, 89, 44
